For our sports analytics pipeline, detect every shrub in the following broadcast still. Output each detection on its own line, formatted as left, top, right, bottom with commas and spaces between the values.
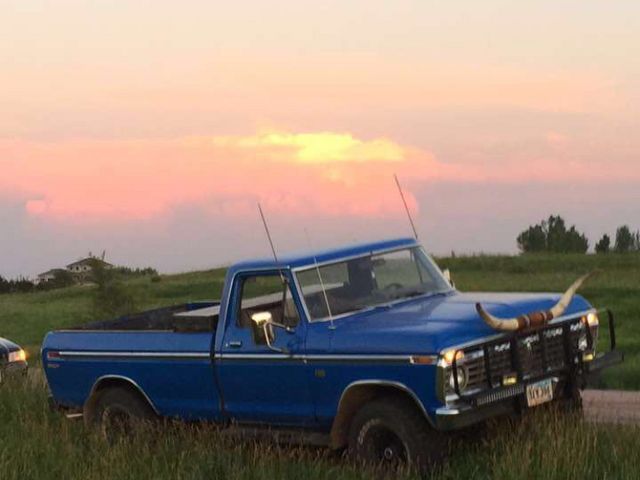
91, 259, 137, 318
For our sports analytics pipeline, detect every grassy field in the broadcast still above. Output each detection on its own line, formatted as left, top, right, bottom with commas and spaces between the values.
0, 253, 638, 479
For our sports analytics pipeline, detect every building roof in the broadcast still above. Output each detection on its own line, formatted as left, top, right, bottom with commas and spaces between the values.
66, 257, 113, 269
37, 268, 68, 278
229, 237, 419, 272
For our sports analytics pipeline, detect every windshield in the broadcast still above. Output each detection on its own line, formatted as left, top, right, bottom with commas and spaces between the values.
295, 247, 452, 321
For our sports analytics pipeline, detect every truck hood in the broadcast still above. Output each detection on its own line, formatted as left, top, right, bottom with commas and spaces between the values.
327, 291, 592, 354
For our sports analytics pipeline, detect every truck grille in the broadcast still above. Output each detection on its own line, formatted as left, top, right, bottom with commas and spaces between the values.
445, 316, 597, 399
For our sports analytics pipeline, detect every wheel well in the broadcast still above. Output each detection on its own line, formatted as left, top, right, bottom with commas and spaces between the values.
329, 383, 430, 449
84, 377, 157, 418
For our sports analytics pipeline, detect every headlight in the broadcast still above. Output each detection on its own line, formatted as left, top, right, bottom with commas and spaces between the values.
8, 349, 26, 363
442, 349, 464, 365
448, 366, 468, 391
583, 312, 599, 327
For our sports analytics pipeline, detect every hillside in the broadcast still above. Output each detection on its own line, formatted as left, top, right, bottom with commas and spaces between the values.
1, 254, 637, 389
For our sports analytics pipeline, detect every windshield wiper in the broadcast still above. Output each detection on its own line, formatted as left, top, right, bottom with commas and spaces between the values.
405, 289, 427, 298
397, 288, 450, 301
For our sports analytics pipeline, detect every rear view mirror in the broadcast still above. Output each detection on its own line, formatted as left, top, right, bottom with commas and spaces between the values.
250, 311, 292, 353
251, 311, 273, 325
443, 269, 455, 288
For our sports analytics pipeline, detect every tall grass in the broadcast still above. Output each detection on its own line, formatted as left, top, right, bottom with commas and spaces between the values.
1, 374, 638, 480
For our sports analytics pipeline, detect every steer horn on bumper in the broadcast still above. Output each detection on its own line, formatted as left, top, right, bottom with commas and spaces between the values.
476, 271, 597, 332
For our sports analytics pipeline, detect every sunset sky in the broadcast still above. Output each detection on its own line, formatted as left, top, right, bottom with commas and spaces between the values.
2, 1, 639, 278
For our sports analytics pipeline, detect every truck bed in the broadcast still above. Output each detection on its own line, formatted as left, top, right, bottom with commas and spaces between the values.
72, 301, 220, 333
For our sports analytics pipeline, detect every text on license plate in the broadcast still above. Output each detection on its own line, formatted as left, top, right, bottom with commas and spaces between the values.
526, 378, 554, 407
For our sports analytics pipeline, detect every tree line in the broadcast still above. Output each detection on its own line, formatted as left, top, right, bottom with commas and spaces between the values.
517, 215, 640, 254
0, 265, 158, 296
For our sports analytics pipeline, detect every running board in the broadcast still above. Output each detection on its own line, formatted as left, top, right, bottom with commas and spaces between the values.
221, 425, 330, 448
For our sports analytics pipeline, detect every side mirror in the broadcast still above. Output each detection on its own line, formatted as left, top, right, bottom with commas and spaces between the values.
250, 311, 292, 353
443, 269, 455, 288
251, 311, 273, 325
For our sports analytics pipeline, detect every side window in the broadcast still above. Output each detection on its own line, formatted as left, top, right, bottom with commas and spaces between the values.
235, 273, 301, 345
296, 263, 349, 319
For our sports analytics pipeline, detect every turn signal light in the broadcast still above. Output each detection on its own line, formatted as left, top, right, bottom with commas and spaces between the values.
502, 374, 518, 386
410, 355, 436, 365
583, 352, 595, 362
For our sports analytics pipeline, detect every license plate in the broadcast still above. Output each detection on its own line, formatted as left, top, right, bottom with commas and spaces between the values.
526, 378, 554, 407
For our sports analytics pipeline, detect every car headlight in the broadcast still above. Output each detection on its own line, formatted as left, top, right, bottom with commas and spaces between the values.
584, 312, 599, 327
8, 349, 26, 363
448, 366, 468, 391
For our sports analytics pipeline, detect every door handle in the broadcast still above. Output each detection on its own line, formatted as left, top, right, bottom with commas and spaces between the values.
227, 341, 243, 348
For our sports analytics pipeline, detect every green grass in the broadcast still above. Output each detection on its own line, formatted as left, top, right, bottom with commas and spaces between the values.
0, 267, 227, 348
1, 375, 639, 480
0, 254, 638, 479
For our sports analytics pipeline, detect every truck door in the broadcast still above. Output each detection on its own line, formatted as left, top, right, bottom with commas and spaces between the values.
217, 270, 314, 425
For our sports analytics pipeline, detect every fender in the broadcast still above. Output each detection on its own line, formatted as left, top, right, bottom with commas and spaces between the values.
87, 374, 159, 415
330, 379, 434, 449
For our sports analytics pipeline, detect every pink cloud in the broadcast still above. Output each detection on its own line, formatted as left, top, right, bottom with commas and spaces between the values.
24, 199, 48, 216
0, 132, 429, 221
1, 129, 638, 224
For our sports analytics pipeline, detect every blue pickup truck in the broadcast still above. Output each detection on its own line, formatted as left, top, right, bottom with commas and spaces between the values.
43, 238, 621, 470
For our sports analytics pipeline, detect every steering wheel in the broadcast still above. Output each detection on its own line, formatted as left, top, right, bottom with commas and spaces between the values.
383, 283, 404, 291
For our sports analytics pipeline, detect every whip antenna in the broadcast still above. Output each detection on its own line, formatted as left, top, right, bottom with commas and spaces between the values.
304, 228, 335, 330
258, 203, 286, 284
394, 174, 418, 240
258, 203, 279, 264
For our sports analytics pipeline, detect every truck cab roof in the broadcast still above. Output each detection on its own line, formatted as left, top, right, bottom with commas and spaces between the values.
228, 237, 419, 273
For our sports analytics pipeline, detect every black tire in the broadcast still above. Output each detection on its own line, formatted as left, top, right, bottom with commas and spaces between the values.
558, 387, 583, 415
348, 396, 448, 473
85, 386, 156, 442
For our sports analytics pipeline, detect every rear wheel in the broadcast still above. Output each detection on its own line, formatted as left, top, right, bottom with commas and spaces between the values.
348, 396, 448, 473
85, 386, 156, 442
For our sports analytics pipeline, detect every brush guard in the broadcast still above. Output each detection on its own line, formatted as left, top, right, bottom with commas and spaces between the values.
450, 309, 622, 407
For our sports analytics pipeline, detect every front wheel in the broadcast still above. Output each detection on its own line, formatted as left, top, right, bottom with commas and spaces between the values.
348, 396, 448, 473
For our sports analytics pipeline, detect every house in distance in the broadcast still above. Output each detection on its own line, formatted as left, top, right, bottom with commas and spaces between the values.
66, 257, 113, 283
36, 252, 113, 285
36, 268, 71, 284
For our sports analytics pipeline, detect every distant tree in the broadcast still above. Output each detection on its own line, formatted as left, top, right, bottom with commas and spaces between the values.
517, 224, 547, 253
614, 225, 635, 253
0, 276, 9, 294
595, 234, 611, 254
91, 259, 137, 318
517, 215, 588, 254
111, 266, 159, 278
47, 269, 75, 289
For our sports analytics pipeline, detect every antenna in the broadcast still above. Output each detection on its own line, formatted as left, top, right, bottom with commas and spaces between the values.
258, 203, 279, 264
304, 228, 335, 330
394, 174, 419, 240
258, 203, 286, 283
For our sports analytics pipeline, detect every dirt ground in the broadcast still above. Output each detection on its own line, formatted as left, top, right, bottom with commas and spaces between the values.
583, 390, 640, 425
